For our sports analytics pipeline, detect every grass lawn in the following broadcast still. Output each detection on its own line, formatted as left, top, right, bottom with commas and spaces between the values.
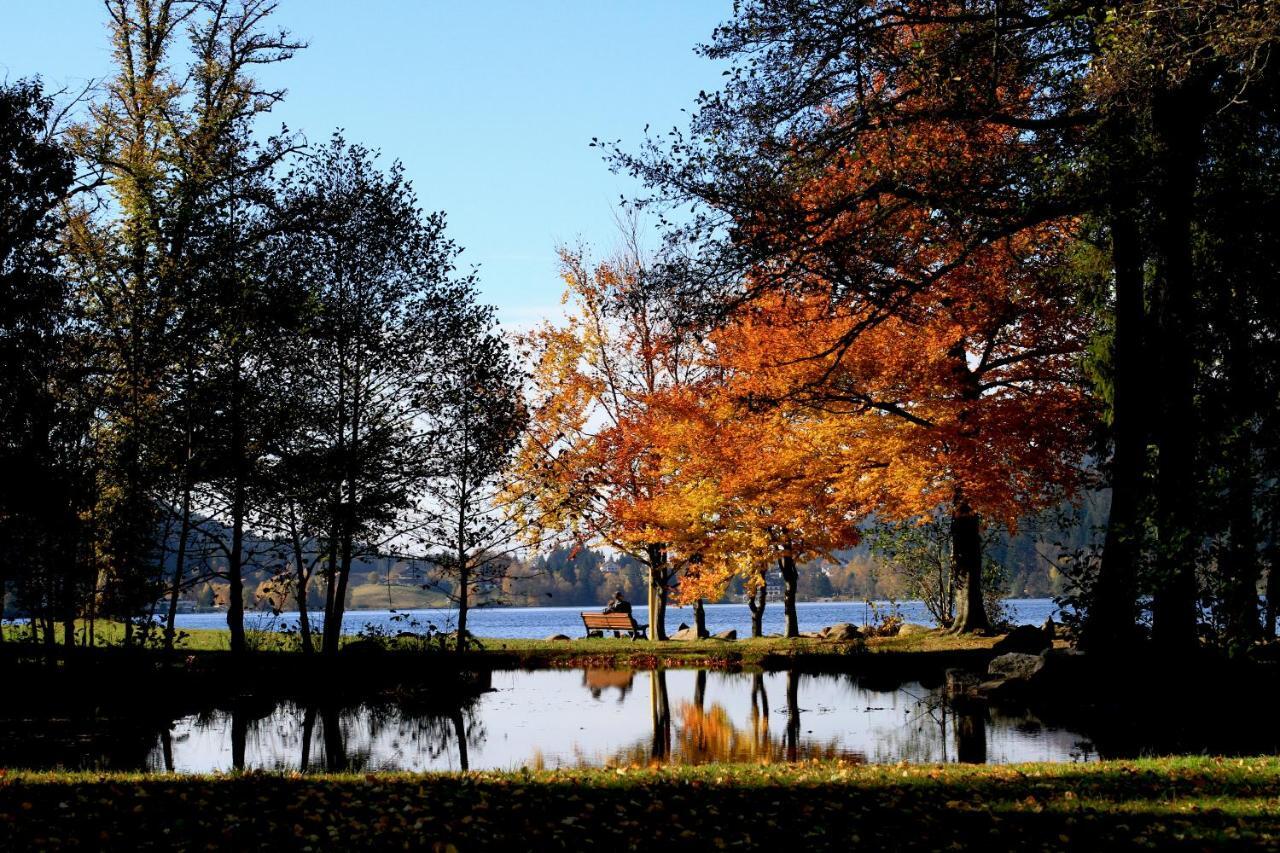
2, 622, 1043, 666
2, 757, 1277, 850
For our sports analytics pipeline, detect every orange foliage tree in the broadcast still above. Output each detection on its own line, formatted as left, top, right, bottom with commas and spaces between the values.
632, 380, 861, 638
509, 242, 704, 640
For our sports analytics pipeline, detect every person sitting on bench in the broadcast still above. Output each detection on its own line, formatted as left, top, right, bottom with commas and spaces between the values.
602, 590, 631, 636
602, 590, 632, 615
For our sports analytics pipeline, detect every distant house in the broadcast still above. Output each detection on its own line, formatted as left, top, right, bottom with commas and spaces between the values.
764, 569, 785, 602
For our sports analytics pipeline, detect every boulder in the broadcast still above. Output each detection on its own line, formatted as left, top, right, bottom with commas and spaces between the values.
714, 629, 738, 641
824, 622, 862, 641
895, 622, 932, 637
671, 627, 700, 641
677, 622, 690, 632
988, 652, 1046, 682
1041, 616, 1056, 643
992, 624, 1051, 654
546, 634, 571, 642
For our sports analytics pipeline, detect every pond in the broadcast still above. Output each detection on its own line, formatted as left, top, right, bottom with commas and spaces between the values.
2, 669, 1096, 773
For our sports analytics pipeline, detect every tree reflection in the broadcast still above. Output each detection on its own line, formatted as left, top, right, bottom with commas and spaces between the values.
650, 669, 671, 761
955, 707, 988, 764
582, 669, 635, 702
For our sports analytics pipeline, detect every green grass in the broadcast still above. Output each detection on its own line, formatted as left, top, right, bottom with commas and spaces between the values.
3, 757, 1278, 850
3, 622, 1029, 666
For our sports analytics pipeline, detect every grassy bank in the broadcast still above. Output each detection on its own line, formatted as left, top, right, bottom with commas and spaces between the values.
2, 758, 1277, 850
4, 622, 1033, 666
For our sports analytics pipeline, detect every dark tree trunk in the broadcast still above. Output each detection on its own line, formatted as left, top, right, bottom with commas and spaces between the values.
950, 502, 990, 634
455, 558, 470, 655
1266, 493, 1279, 639
325, 544, 353, 656
164, 481, 193, 654
226, 480, 247, 654
226, 368, 248, 655
291, 532, 312, 655
1150, 82, 1208, 652
646, 544, 669, 641
693, 598, 708, 638
1219, 291, 1260, 649
747, 581, 766, 638
779, 555, 799, 638
322, 535, 339, 655
1266, 556, 1279, 639
1085, 151, 1148, 650
694, 669, 707, 710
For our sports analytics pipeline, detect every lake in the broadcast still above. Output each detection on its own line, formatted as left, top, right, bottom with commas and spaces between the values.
0, 669, 1094, 773
171, 598, 1064, 639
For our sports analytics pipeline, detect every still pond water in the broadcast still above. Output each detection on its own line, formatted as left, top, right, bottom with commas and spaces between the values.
171, 599, 1063, 640
24, 669, 1094, 774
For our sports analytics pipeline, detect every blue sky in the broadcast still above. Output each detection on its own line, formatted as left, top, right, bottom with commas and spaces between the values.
0, 1, 731, 325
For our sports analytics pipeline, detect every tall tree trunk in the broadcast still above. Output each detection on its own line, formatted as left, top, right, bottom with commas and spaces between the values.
164, 480, 193, 654
1266, 553, 1279, 640
747, 581, 766, 638
779, 554, 799, 639
227, 478, 247, 654
950, 501, 990, 634
455, 558, 470, 655
1150, 82, 1207, 652
1220, 291, 1260, 649
322, 534, 339, 655
326, 540, 353, 656
1085, 151, 1148, 650
647, 543, 669, 641
226, 364, 248, 655
289, 522, 312, 655
1265, 493, 1279, 639
693, 598, 708, 638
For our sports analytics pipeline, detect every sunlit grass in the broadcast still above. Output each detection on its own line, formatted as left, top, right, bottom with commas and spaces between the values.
4, 758, 1278, 850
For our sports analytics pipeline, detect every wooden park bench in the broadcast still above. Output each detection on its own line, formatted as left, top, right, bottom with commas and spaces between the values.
580, 611, 648, 640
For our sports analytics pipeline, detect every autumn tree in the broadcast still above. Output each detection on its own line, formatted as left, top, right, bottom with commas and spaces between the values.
513, 234, 704, 640
634, 382, 862, 638
615, 0, 1280, 650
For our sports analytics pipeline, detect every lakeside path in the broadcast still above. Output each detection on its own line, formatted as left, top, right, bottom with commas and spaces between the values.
3, 758, 1278, 851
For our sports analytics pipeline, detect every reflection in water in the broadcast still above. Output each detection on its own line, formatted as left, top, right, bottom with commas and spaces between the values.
956, 707, 988, 764
583, 668, 635, 702
651, 670, 671, 761
2, 669, 1099, 773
